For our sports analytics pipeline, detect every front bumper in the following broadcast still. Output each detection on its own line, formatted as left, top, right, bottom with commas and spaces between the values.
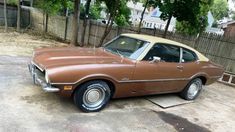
28, 63, 60, 92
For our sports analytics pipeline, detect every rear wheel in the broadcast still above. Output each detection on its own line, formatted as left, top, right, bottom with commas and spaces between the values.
180, 78, 202, 100
73, 80, 111, 112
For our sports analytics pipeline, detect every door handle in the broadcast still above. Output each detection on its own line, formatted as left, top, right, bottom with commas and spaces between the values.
177, 65, 184, 70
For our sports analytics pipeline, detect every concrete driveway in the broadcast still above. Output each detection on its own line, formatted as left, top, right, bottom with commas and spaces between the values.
1, 55, 235, 132
0, 31, 235, 132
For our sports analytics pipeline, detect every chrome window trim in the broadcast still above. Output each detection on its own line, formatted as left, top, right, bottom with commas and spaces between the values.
180, 47, 183, 63
142, 43, 181, 63
181, 47, 199, 63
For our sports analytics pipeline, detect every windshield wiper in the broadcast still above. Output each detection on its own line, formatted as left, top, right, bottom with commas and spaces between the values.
104, 47, 123, 58
115, 49, 124, 58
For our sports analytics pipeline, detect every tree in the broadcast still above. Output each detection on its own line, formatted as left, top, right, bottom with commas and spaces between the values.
16, 0, 21, 32
137, 0, 148, 33
114, 0, 131, 26
155, 0, 202, 38
97, 0, 131, 46
80, 0, 92, 46
80, 2, 103, 46
137, 0, 156, 33
176, 0, 213, 35
4, 0, 8, 32
232, 14, 235, 20
70, 0, 81, 46
80, 3, 102, 20
98, 0, 119, 46
34, 0, 62, 33
210, 0, 229, 20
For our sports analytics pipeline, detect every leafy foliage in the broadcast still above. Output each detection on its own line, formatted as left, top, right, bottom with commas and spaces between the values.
176, 0, 213, 35
34, 0, 73, 15
232, 14, 235, 20
115, 0, 131, 26
155, 0, 201, 25
98, 0, 131, 26
210, 0, 229, 20
7, 0, 17, 6
80, 2, 102, 20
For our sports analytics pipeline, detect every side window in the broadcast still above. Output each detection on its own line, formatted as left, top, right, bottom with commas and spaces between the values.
143, 43, 180, 63
182, 48, 197, 63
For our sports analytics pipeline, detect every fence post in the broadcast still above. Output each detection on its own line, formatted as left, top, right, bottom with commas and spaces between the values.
64, 8, 69, 40
116, 26, 121, 36
87, 20, 91, 46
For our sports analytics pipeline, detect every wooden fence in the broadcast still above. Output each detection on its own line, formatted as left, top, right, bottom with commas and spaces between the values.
0, 4, 30, 28
30, 8, 235, 74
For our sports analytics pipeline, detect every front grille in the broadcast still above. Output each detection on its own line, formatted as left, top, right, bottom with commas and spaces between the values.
33, 65, 46, 82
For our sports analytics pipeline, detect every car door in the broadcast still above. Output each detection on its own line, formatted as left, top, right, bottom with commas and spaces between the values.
179, 48, 200, 79
132, 43, 188, 95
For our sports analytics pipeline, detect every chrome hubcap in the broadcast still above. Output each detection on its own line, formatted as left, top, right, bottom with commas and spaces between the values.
188, 81, 201, 99
83, 84, 106, 108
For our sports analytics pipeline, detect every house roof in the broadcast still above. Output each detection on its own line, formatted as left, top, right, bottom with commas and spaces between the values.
143, 7, 176, 26
221, 21, 235, 29
143, 7, 214, 28
127, 1, 149, 13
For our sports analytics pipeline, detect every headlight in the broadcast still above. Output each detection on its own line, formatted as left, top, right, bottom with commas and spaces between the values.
45, 71, 50, 83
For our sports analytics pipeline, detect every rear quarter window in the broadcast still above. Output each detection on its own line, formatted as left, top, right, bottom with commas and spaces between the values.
182, 48, 198, 63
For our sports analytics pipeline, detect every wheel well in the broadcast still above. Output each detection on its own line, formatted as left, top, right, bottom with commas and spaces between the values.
197, 76, 207, 85
72, 79, 116, 98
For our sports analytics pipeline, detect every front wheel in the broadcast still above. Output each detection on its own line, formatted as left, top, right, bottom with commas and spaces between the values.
180, 78, 202, 100
73, 80, 111, 112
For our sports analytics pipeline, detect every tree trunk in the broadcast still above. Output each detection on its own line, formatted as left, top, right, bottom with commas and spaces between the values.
81, 0, 91, 47
163, 14, 172, 38
16, 0, 21, 32
137, 0, 148, 34
43, 13, 48, 33
71, 0, 81, 46
30, 0, 33, 7
99, 0, 119, 47
4, 0, 7, 32
98, 15, 114, 47
64, 8, 69, 40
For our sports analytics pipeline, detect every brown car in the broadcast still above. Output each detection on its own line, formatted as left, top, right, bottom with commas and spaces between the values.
28, 34, 224, 112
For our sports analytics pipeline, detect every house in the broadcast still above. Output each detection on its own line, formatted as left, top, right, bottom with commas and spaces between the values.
222, 21, 235, 38
142, 7, 176, 31
127, 1, 149, 26
142, 7, 216, 33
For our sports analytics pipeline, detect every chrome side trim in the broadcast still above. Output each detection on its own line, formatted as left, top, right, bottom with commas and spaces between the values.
51, 77, 190, 85
50, 74, 119, 85
119, 78, 189, 83
49, 72, 220, 85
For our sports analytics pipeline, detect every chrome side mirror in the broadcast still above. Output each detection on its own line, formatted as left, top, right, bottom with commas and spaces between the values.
150, 56, 161, 63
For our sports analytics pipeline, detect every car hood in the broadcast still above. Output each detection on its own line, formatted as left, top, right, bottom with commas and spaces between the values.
32, 47, 128, 70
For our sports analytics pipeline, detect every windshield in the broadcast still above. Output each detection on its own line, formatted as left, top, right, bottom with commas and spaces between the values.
104, 36, 149, 60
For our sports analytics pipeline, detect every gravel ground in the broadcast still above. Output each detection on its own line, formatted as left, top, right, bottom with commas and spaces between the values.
0, 30, 235, 132
0, 29, 67, 56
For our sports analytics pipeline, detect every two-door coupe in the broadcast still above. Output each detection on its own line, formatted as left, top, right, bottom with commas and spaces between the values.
28, 34, 224, 112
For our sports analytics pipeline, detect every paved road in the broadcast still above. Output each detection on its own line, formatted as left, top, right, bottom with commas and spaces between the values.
0, 55, 234, 132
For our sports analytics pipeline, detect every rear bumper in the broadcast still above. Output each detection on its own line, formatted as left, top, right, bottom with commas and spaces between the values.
28, 63, 60, 92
